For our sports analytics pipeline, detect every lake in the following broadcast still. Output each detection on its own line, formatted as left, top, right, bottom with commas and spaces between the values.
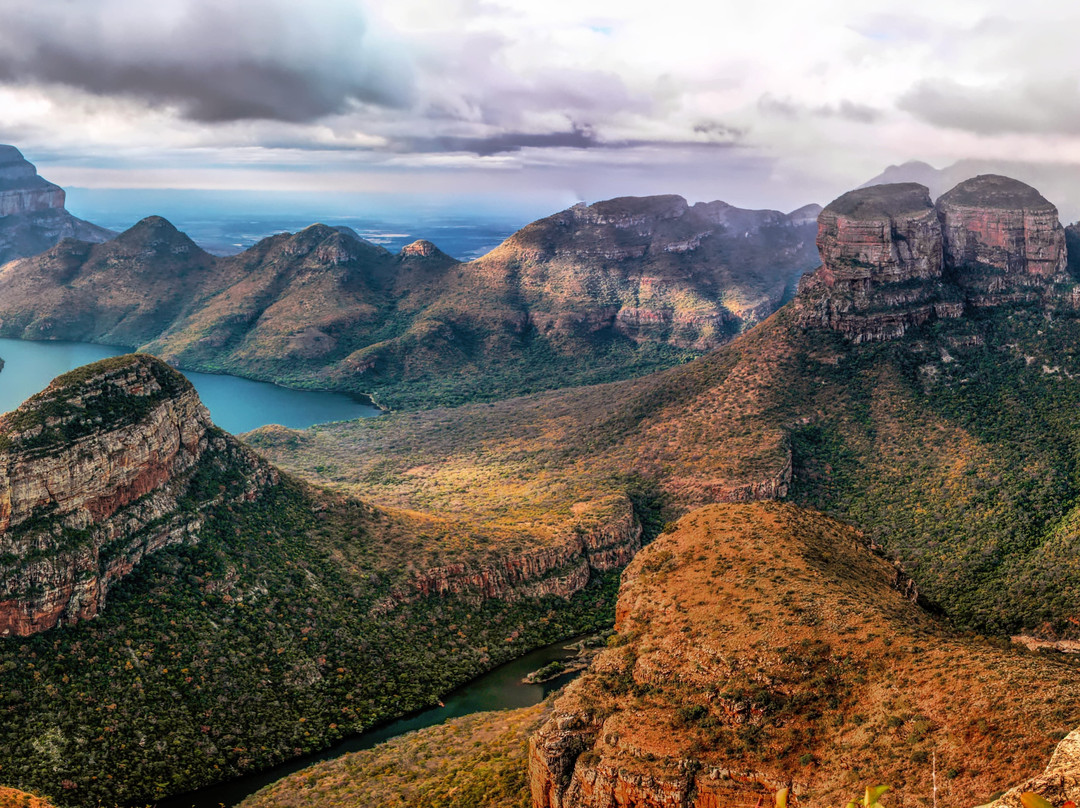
157, 634, 589, 808
0, 338, 381, 433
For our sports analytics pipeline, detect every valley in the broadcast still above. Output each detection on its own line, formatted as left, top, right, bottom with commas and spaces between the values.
5, 165, 1080, 808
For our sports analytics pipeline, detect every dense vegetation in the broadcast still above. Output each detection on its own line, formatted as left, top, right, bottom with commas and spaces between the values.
0, 477, 619, 807
788, 306, 1080, 634
240, 705, 543, 808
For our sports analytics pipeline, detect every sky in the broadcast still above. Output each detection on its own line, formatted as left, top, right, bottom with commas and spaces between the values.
3, 0, 1080, 214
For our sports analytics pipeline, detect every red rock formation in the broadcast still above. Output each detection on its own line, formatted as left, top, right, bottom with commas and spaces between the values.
795, 183, 961, 342
937, 174, 1068, 304
373, 494, 642, 613
0, 355, 276, 637
798, 175, 1075, 342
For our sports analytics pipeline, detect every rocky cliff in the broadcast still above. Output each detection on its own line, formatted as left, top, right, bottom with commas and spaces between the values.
797, 175, 1074, 342
0, 146, 113, 266
529, 502, 1080, 808
938, 175, 1068, 305
0, 354, 276, 636
373, 494, 642, 613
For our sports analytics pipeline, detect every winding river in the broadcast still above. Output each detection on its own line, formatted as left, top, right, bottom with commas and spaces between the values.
0, 337, 588, 807
157, 636, 588, 808
0, 338, 381, 432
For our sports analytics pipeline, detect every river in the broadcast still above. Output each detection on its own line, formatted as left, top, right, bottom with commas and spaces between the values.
157, 635, 589, 808
0, 338, 381, 432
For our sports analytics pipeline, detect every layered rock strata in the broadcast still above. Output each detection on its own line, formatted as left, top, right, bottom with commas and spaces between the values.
796, 183, 962, 342
0, 145, 113, 265
0, 354, 276, 636
373, 494, 642, 613
938, 174, 1068, 305
797, 175, 1073, 342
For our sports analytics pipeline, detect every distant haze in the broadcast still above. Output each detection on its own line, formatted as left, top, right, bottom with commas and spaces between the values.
5, 1, 1080, 213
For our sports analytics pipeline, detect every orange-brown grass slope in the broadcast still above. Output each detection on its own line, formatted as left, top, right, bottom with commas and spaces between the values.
245, 309, 804, 540
0, 789, 55, 808
240, 705, 544, 808
529, 502, 1080, 808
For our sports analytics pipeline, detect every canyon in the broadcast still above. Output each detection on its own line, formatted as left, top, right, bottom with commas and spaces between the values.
7, 170, 1080, 808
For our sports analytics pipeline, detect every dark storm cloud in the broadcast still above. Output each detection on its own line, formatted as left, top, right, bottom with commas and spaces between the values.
0, 0, 412, 123
757, 94, 882, 124
899, 78, 1080, 135
395, 123, 743, 156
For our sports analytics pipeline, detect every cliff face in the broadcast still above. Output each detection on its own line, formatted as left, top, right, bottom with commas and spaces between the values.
0, 145, 113, 266
797, 175, 1073, 342
0, 354, 276, 637
0, 145, 65, 216
529, 503, 1080, 808
795, 183, 962, 342
938, 175, 1068, 304
373, 494, 642, 613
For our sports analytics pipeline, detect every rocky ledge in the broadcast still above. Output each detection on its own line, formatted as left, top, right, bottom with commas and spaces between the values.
797, 175, 1073, 342
373, 494, 642, 614
0, 354, 276, 636
529, 502, 1080, 808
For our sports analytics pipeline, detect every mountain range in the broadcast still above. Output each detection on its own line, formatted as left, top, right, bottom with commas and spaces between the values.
8, 159, 1080, 808
0, 151, 822, 410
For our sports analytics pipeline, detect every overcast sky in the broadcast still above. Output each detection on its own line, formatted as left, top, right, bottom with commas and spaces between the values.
2, 0, 1079, 212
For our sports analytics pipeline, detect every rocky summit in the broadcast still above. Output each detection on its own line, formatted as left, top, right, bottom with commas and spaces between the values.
0, 146, 113, 266
796, 175, 1073, 342
0, 354, 276, 637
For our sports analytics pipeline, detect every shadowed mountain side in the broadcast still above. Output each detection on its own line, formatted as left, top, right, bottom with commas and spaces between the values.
530, 502, 1080, 808
0, 194, 820, 410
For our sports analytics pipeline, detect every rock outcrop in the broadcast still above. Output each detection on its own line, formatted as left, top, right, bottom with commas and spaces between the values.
0, 354, 276, 636
797, 175, 1074, 342
938, 175, 1068, 305
374, 494, 642, 613
984, 727, 1080, 808
529, 502, 1080, 808
795, 183, 962, 342
0, 145, 113, 266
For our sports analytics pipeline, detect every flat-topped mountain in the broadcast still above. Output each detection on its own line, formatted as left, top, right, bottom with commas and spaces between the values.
796, 175, 1073, 342
0, 193, 819, 409
0, 146, 113, 266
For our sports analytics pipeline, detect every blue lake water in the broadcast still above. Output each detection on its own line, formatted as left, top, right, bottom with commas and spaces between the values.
0, 339, 381, 433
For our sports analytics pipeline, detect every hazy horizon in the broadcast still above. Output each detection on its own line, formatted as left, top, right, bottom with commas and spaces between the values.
6, 1, 1080, 215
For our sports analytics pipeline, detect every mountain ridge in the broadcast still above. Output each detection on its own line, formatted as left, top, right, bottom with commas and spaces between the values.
0, 192, 820, 409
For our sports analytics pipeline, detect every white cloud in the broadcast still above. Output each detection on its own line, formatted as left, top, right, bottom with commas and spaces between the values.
5, 0, 1080, 210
